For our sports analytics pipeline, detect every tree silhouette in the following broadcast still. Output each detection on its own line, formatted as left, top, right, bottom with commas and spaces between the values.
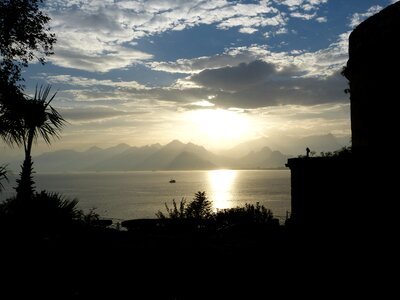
1, 0, 56, 140
11, 86, 66, 199
0, 2, 64, 200
0, 0, 56, 86
185, 191, 213, 220
0, 80, 25, 144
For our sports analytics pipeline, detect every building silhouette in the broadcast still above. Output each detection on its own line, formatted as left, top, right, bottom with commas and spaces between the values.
286, 2, 400, 233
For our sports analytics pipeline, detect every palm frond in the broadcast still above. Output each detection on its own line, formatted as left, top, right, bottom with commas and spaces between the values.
0, 164, 9, 192
27, 85, 66, 145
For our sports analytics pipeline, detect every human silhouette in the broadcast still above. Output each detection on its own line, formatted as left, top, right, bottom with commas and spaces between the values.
306, 147, 310, 157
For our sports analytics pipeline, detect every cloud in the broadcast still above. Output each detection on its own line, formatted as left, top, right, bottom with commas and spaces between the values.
144, 29, 351, 109
190, 60, 277, 90
150, 27, 349, 78
274, 0, 327, 9
290, 12, 316, 20
39, 2, 351, 112
239, 27, 259, 34
59, 106, 143, 122
316, 16, 327, 23
45, 0, 330, 72
273, 0, 327, 21
349, 5, 383, 28
148, 46, 270, 74
248, 102, 350, 138
51, 42, 153, 73
46, 75, 147, 89
277, 0, 304, 7
217, 14, 287, 30
189, 61, 347, 108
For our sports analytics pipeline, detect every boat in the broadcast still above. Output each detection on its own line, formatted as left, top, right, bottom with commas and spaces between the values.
169, 179, 176, 183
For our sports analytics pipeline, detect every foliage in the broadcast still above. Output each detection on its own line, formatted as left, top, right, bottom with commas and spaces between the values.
1, 85, 67, 199
31, 190, 81, 222
215, 202, 274, 226
157, 192, 277, 230
156, 198, 186, 219
80, 207, 101, 225
0, 81, 25, 145
0, 164, 8, 192
156, 191, 214, 221
298, 146, 352, 158
0, 190, 106, 236
0, 190, 81, 235
0, 0, 56, 86
17, 85, 66, 149
1, 2, 60, 199
185, 191, 213, 220
319, 146, 352, 158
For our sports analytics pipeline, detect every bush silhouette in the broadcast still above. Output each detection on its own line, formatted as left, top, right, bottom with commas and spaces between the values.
157, 192, 277, 231
215, 202, 274, 226
156, 191, 213, 221
155, 198, 187, 219
0, 190, 97, 236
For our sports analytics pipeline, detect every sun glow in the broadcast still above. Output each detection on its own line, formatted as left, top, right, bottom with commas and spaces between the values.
208, 169, 237, 209
189, 109, 253, 148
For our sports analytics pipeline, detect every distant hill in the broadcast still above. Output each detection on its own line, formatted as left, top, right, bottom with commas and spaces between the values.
83, 144, 162, 171
32, 143, 135, 172
222, 133, 346, 157
166, 151, 216, 170
23, 140, 287, 172
7, 140, 226, 172
238, 147, 287, 169
1, 133, 349, 172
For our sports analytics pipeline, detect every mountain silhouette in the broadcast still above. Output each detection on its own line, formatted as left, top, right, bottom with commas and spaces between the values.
223, 133, 344, 157
238, 146, 287, 169
166, 151, 216, 170
83, 144, 162, 171
1, 134, 346, 172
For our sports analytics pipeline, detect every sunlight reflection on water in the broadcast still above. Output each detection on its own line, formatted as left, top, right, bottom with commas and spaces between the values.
208, 169, 237, 210
0, 170, 290, 220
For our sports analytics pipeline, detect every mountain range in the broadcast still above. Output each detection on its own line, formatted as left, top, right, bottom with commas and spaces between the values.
1, 134, 349, 172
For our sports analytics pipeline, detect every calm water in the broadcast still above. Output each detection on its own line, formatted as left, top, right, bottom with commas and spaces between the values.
1, 170, 291, 222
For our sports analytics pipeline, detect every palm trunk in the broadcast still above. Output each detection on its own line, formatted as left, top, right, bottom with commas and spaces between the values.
16, 129, 35, 200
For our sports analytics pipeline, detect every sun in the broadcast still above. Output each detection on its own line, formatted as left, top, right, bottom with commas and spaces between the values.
188, 109, 253, 147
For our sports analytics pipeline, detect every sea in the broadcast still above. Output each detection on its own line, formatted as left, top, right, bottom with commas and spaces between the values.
0, 170, 291, 223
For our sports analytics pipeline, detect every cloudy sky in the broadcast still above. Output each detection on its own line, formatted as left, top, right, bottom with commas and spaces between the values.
8, 0, 398, 153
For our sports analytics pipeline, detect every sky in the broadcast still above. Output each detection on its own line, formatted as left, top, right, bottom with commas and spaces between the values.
3, 0, 398, 155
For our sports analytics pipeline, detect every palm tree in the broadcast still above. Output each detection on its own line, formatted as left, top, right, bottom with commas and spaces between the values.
1, 85, 66, 200
0, 164, 8, 193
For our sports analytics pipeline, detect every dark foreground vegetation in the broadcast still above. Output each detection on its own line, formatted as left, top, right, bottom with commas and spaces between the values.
0, 190, 367, 299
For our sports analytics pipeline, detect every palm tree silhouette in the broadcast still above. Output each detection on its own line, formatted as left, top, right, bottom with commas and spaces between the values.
1, 85, 66, 199
0, 164, 8, 193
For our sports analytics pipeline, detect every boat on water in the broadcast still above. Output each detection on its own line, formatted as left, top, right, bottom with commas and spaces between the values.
169, 179, 176, 183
